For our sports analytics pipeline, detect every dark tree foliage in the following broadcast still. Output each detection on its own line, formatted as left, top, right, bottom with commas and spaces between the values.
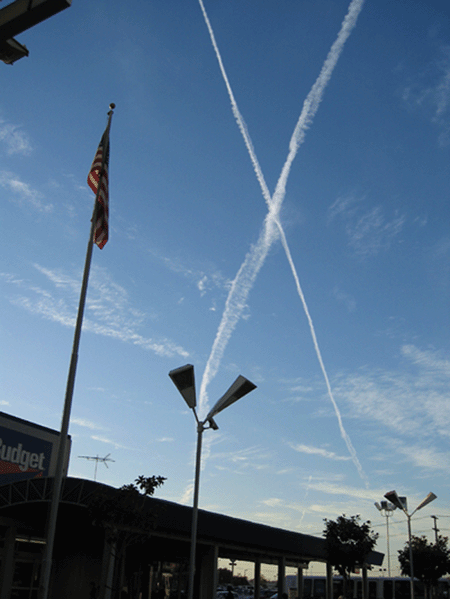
88, 475, 166, 533
119, 475, 167, 499
233, 575, 250, 586
217, 569, 251, 586
398, 535, 450, 595
218, 568, 233, 584
323, 515, 378, 586
87, 475, 166, 599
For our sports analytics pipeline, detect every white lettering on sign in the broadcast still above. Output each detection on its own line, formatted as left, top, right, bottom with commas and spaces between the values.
0, 438, 46, 472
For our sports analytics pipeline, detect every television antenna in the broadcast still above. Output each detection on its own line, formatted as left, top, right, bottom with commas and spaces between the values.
78, 453, 115, 481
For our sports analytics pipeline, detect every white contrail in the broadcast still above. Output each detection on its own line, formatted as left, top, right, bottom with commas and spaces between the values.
197, 0, 368, 486
197, 0, 273, 210
299, 475, 313, 526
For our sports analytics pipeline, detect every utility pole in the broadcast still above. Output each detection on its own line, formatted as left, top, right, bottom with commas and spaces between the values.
431, 515, 439, 543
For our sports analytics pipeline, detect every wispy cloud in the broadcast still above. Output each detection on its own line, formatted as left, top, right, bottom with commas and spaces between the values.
149, 248, 231, 299
72, 418, 104, 430
401, 44, 450, 146
333, 344, 450, 442
211, 444, 272, 473
327, 195, 405, 257
90, 435, 131, 450
288, 442, 352, 462
261, 497, 283, 507
396, 443, 450, 471
332, 286, 356, 312
179, 481, 194, 505
0, 171, 53, 213
306, 480, 384, 501
0, 119, 32, 155
1, 264, 190, 359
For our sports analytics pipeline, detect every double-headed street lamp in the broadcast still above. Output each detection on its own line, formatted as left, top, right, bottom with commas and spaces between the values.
374, 500, 397, 577
384, 490, 437, 599
169, 364, 257, 599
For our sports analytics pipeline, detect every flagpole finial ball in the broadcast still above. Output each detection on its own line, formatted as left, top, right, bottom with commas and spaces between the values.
109, 103, 116, 110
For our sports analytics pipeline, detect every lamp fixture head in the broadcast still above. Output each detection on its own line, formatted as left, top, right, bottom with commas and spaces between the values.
206, 375, 256, 420
169, 364, 196, 409
384, 490, 406, 512
416, 492, 437, 512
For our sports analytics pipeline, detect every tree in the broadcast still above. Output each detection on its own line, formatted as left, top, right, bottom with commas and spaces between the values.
89, 475, 166, 529
88, 475, 166, 599
218, 568, 233, 585
323, 515, 379, 597
398, 535, 450, 599
233, 574, 250, 586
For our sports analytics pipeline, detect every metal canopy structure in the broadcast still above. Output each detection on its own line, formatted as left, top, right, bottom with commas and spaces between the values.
0, 477, 384, 599
0, 476, 384, 568
0, 0, 72, 63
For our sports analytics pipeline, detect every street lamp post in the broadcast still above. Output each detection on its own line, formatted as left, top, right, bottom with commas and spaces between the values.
169, 364, 257, 599
384, 491, 437, 599
229, 559, 237, 585
374, 500, 397, 577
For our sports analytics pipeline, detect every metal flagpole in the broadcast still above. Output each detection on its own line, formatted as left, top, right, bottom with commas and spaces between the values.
39, 104, 115, 599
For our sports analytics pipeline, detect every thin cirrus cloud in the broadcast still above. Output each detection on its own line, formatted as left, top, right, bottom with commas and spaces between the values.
71, 417, 105, 431
306, 480, 386, 501
332, 286, 356, 312
90, 435, 131, 450
149, 248, 232, 299
0, 119, 32, 155
261, 497, 283, 507
396, 443, 450, 471
332, 344, 450, 441
327, 195, 405, 257
210, 445, 273, 473
0, 171, 53, 213
401, 44, 450, 146
2, 263, 190, 359
288, 442, 352, 462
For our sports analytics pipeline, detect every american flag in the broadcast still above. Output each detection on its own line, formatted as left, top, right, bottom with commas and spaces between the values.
87, 130, 110, 249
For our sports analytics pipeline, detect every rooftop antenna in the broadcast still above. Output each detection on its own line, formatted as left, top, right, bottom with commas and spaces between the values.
78, 453, 115, 481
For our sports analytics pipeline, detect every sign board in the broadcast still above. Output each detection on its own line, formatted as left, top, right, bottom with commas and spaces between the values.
0, 411, 70, 485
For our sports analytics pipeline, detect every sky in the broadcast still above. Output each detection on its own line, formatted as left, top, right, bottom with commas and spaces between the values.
1, 0, 450, 580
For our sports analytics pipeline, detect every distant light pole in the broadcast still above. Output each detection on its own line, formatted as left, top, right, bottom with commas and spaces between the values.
384, 491, 437, 599
230, 559, 237, 584
374, 500, 397, 577
169, 364, 257, 599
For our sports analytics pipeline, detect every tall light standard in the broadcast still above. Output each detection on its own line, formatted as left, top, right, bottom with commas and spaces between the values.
169, 364, 257, 599
229, 559, 237, 585
384, 491, 437, 599
374, 500, 397, 577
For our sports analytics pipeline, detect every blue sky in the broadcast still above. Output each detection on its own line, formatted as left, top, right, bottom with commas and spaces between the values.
1, 0, 450, 578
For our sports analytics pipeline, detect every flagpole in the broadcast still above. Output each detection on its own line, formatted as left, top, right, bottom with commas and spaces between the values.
39, 103, 115, 599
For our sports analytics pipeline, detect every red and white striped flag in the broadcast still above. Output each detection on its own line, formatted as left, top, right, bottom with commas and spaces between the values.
87, 130, 110, 249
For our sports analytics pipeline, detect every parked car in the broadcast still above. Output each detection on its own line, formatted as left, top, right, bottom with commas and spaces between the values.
217, 591, 238, 599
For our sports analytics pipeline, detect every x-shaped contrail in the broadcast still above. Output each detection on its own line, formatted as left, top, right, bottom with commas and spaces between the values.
197, 0, 368, 487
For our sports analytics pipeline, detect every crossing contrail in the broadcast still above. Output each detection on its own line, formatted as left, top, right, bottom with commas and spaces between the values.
197, 0, 368, 486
